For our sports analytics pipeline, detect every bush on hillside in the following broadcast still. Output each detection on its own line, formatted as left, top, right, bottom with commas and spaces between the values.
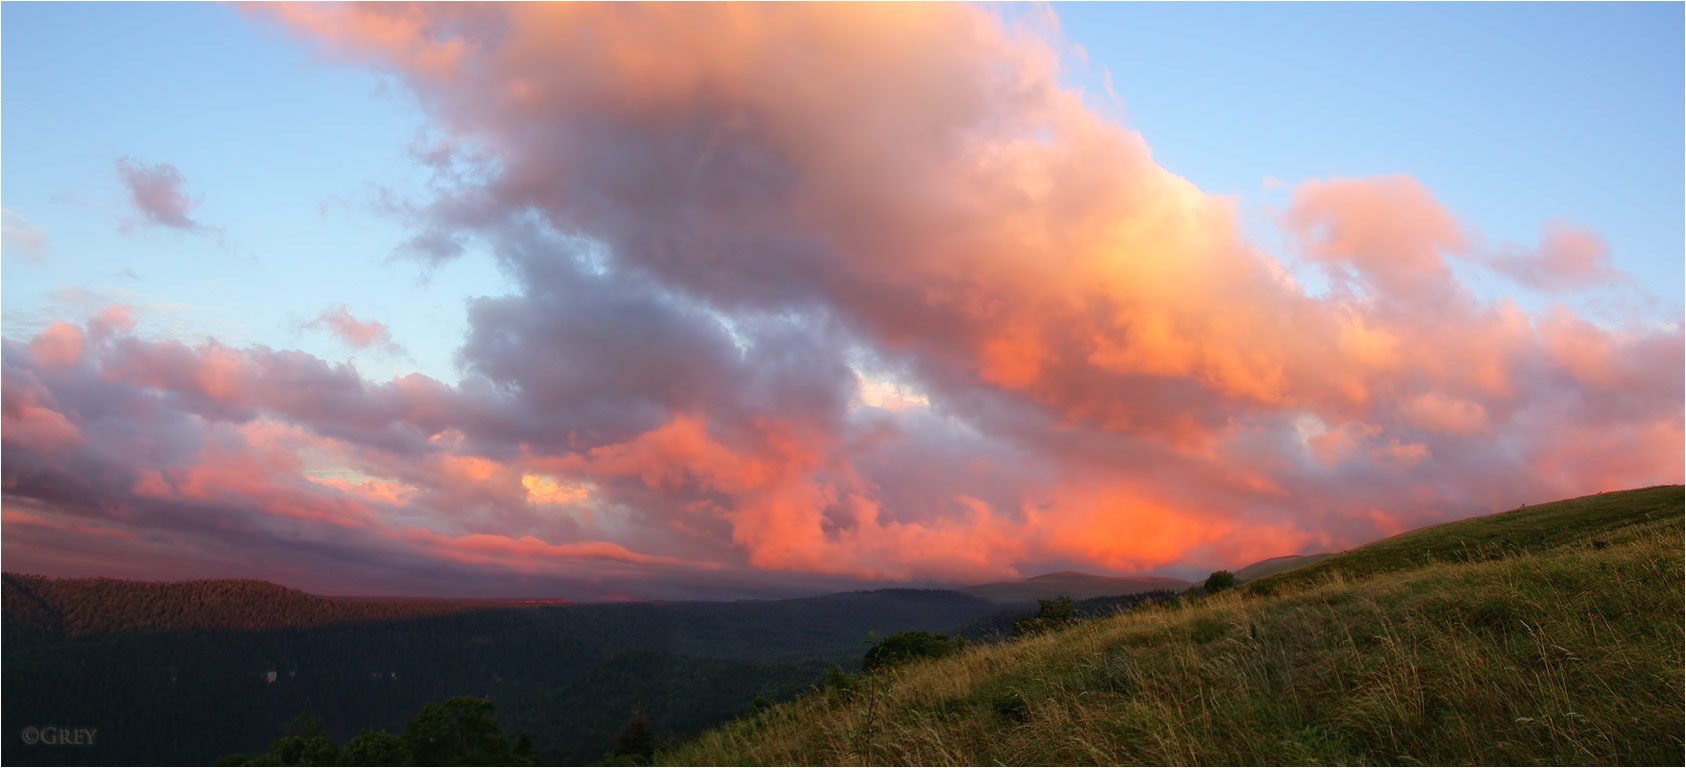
1204, 570, 1237, 593
218, 697, 532, 767
862, 631, 957, 671
1012, 595, 1078, 637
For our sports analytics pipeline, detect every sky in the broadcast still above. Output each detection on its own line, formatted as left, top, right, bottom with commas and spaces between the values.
2, 2, 1681, 600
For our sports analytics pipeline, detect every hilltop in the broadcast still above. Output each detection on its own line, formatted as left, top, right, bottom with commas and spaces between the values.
665, 485, 1685, 765
0, 575, 498, 646
1232, 553, 1333, 582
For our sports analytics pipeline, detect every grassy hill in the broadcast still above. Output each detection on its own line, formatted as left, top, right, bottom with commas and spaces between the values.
1243, 485, 1683, 596
665, 485, 1684, 766
1232, 552, 1332, 583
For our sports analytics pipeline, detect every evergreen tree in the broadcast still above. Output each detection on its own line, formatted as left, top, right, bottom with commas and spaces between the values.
608, 709, 656, 764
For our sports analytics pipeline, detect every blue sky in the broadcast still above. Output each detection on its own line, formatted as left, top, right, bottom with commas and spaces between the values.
1057, 1, 1683, 315
4, 1, 1682, 384
3, 1, 512, 383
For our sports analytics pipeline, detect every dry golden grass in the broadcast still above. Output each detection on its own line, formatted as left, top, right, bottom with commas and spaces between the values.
665, 489, 1684, 766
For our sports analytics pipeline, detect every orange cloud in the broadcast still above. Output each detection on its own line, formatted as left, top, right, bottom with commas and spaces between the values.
1284, 175, 1466, 300
0, 4, 1676, 599
1399, 392, 1490, 436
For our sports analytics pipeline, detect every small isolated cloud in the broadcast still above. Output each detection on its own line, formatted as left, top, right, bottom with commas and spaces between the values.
1488, 221, 1625, 293
309, 304, 401, 353
116, 157, 204, 232
3, 208, 50, 263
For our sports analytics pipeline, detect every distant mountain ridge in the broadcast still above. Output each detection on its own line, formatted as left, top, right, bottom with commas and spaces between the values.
962, 571, 1192, 603
0, 574, 491, 645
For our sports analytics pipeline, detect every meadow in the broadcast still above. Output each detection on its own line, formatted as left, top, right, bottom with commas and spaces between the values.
666, 486, 1685, 766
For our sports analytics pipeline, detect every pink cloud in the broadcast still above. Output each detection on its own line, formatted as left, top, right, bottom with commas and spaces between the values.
29, 322, 85, 369
310, 305, 400, 351
116, 157, 204, 231
88, 305, 137, 342
0, 399, 83, 454
1399, 392, 1491, 436
1283, 175, 1467, 301
0, 5, 1676, 599
1490, 221, 1625, 292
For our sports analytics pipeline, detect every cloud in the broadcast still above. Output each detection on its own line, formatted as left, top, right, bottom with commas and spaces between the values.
1488, 221, 1627, 292
2, 4, 1677, 599
115, 157, 204, 232
309, 305, 402, 353
1283, 175, 1467, 302
2, 208, 50, 263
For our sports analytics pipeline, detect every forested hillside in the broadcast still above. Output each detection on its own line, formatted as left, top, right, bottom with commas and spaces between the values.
2, 583, 998, 765
0, 575, 496, 646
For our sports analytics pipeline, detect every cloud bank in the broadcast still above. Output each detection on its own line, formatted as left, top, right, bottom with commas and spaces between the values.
3, 4, 1679, 599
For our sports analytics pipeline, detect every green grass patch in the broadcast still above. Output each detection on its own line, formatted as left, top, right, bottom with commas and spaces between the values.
1245, 485, 1682, 596
664, 486, 1684, 766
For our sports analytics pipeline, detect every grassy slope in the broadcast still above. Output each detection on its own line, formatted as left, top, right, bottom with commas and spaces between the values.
1244, 485, 1683, 595
666, 486, 1684, 766
1232, 553, 1332, 583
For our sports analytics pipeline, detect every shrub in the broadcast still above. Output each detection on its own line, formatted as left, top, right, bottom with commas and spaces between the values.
338, 731, 411, 766
1203, 570, 1237, 593
862, 631, 956, 672
821, 666, 858, 702
1013, 595, 1079, 637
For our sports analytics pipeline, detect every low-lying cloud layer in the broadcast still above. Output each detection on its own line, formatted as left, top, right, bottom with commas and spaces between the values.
3, 4, 1679, 599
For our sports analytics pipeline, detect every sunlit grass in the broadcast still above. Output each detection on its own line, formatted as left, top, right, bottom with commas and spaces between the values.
665, 486, 1684, 766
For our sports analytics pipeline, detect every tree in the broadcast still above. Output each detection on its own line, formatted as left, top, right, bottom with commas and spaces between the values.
267, 734, 338, 767
1204, 570, 1237, 593
339, 731, 412, 766
513, 733, 537, 763
607, 709, 656, 764
230, 712, 338, 767
862, 631, 956, 672
1013, 595, 1078, 637
403, 696, 513, 766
